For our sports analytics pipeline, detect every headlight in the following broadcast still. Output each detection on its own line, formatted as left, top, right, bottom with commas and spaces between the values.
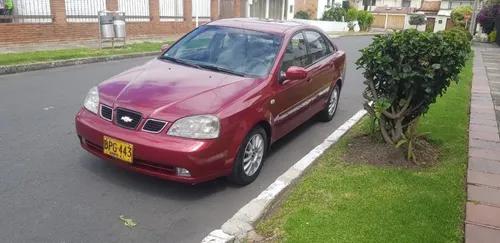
167, 115, 220, 139
83, 86, 99, 114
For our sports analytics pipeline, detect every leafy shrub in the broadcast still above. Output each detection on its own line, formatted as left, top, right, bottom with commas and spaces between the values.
356, 29, 471, 146
357, 10, 374, 31
295, 10, 311, 20
409, 14, 426, 26
451, 5, 473, 27
489, 30, 498, 42
425, 24, 434, 32
346, 8, 358, 22
477, 4, 500, 34
447, 26, 473, 40
322, 7, 347, 21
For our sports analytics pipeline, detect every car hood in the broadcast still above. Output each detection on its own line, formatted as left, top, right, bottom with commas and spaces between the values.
98, 59, 261, 121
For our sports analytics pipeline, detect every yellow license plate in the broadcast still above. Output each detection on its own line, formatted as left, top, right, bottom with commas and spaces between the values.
103, 136, 133, 163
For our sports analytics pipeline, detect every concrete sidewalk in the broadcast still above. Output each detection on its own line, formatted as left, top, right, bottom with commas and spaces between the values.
466, 43, 500, 242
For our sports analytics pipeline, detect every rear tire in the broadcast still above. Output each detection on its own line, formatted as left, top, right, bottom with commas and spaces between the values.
228, 126, 268, 186
318, 84, 340, 122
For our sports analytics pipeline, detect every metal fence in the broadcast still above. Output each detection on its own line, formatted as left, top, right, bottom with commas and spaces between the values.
65, 0, 106, 22
118, 0, 150, 22
159, 0, 183, 22
192, 0, 210, 20
0, 0, 52, 24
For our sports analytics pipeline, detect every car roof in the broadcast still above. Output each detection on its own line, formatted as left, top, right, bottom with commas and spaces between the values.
206, 18, 309, 35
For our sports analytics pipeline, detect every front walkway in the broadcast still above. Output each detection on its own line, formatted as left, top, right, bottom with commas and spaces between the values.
466, 44, 500, 242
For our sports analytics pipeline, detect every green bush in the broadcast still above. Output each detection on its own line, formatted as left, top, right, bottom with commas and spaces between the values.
357, 10, 374, 31
355, 29, 471, 145
446, 26, 473, 40
409, 14, 426, 26
451, 5, 473, 27
425, 24, 434, 32
322, 7, 346, 21
294, 10, 311, 20
489, 30, 497, 42
346, 8, 358, 22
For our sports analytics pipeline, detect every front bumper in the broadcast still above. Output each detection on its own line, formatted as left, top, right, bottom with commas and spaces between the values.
75, 108, 233, 184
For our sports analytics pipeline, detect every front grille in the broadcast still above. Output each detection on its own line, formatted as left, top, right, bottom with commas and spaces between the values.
142, 119, 167, 133
116, 108, 142, 129
100, 105, 113, 121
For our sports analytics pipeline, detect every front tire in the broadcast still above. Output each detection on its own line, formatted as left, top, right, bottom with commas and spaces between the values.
228, 127, 268, 186
318, 84, 340, 122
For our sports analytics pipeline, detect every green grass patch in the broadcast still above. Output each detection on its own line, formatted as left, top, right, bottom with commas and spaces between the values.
256, 57, 472, 242
0, 41, 171, 66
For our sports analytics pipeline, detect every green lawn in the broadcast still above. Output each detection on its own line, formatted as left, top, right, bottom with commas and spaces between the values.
0, 41, 171, 66
256, 57, 472, 242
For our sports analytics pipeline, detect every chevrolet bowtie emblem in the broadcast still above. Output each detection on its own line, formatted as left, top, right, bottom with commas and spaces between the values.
121, 116, 133, 123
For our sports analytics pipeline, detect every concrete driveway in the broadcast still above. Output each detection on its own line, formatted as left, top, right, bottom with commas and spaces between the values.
0, 36, 373, 243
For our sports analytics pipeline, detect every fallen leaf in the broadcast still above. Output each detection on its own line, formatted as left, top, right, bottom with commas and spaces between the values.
119, 215, 137, 228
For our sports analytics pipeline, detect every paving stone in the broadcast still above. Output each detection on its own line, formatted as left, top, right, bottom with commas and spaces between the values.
465, 223, 500, 243
470, 124, 499, 134
469, 139, 500, 150
469, 157, 500, 175
470, 147, 500, 161
468, 185, 500, 207
469, 130, 500, 142
467, 202, 500, 227
470, 113, 497, 123
470, 105, 496, 114
470, 117, 498, 127
468, 170, 500, 188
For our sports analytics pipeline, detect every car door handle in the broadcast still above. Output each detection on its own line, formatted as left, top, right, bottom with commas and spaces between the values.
306, 78, 312, 82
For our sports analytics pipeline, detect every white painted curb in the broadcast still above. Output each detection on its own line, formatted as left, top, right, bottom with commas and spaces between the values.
202, 109, 367, 243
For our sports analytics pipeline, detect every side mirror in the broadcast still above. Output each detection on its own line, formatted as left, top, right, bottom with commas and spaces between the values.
161, 44, 170, 52
282, 66, 307, 83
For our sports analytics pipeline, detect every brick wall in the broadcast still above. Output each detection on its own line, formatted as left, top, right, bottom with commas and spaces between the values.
294, 0, 318, 19
0, 0, 220, 45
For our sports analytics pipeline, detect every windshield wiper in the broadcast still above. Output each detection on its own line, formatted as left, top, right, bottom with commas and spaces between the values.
198, 64, 247, 77
159, 56, 202, 69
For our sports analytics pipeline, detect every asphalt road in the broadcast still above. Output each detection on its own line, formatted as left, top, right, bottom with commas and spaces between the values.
0, 36, 372, 243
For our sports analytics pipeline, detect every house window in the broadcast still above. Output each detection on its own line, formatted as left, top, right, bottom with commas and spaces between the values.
192, 0, 211, 21
438, 19, 443, 24
402, 0, 411, 7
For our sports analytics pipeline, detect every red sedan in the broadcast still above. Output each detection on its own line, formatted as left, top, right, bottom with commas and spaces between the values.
76, 18, 346, 185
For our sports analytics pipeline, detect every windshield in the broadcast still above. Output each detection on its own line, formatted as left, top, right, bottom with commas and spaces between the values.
162, 25, 283, 77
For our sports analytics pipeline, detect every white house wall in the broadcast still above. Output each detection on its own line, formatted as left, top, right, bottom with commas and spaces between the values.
375, 0, 420, 8
434, 15, 448, 32
293, 18, 351, 32
317, 0, 328, 19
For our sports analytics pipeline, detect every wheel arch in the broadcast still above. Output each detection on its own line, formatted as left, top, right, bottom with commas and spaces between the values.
253, 120, 272, 151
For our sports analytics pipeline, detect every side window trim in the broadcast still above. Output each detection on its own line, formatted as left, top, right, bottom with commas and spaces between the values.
323, 33, 337, 53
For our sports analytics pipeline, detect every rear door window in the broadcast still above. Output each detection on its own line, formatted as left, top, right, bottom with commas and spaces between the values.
304, 30, 332, 64
281, 32, 311, 73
